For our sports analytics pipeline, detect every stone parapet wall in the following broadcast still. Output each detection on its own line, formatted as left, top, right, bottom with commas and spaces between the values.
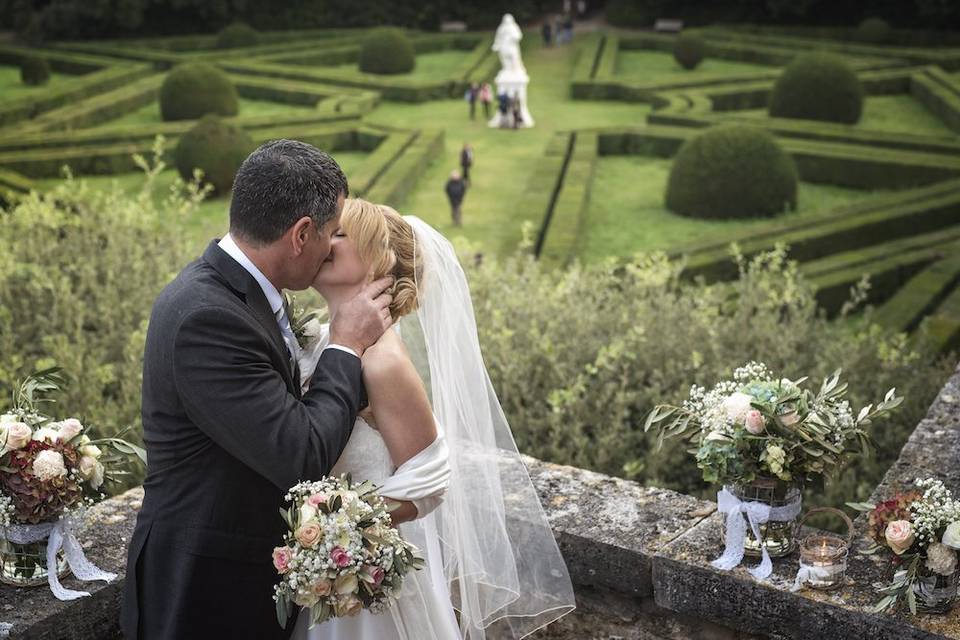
3, 365, 959, 639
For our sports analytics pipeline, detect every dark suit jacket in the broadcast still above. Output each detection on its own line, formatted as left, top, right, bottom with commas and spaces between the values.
120, 241, 363, 640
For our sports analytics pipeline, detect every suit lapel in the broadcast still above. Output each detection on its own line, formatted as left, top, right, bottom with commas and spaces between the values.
202, 241, 299, 394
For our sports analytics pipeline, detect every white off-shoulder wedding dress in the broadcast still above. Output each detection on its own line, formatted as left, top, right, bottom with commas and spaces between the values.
291, 325, 462, 640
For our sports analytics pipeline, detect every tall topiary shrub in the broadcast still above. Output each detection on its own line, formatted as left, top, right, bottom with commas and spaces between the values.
358, 28, 415, 75
673, 33, 705, 70
217, 21, 260, 49
20, 55, 50, 86
159, 62, 239, 122
769, 52, 864, 125
665, 124, 798, 219
174, 115, 254, 195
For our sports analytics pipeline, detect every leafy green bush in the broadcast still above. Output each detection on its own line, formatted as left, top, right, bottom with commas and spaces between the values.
216, 21, 259, 49
673, 33, 705, 70
0, 140, 206, 455
358, 28, 415, 75
605, 0, 656, 27
174, 115, 254, 195
20, 55, 50, 86
464, 244, 952, 514
856, 17, 891, 44
769, 52, 864, 125
159, 62, 239, 122
665, 124, 798, 219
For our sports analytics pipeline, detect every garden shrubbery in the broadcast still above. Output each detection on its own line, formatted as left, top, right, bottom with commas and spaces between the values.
358, 28, 415, 75
20, 55, 50, 86
0, 142, 205, 457
464, 244, 952, 513
665, 124, 798, 219
769, 52, 864, 124
159, 62, 239, 122
856, 17, 891, 44
217, 21, 259, 49
174, 115, 254, 195
673, 33, 705, 70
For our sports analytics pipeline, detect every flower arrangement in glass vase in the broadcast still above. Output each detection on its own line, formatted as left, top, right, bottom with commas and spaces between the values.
645, 362, 902, 579
0, 369, 146, 597
849, 477, 960, 614
273, 475, 424, 629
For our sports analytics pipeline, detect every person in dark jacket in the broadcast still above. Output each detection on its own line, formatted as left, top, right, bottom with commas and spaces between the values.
460, 143, 474, 184
120, 139, 393, 640
466, 82, 479, 120
445, 170, 467, 226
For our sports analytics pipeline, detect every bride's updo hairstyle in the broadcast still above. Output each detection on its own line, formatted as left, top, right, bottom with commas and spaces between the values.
340, 198, 423, 320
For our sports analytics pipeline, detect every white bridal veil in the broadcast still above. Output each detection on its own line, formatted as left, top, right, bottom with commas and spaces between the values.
402, 216, 576, 639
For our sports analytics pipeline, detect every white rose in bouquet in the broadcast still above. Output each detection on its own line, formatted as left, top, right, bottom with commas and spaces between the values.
722, 392, 754, 424
5, 423, 32, 450
942, 522, 960, 550
58, 418, 84, 442
33, 450, 68, 481
32, 426, 60, 443
926, 542, 958, 576
79, 443, 102, 459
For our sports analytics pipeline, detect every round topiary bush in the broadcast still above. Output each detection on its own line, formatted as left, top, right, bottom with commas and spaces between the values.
665, 124, 798, 219
673, 33, 705, 70
174, 115, 254, 195
159, 62, 239, 122
359, 28, 415, 75
217, 21, 259, 49
856, 17, 890, 44
769, 52, 863, 125
20, 55, 50, 86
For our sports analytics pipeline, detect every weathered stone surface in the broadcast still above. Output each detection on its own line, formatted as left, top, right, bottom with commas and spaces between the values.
0, 488, 141, 639
523, 455, 715, 597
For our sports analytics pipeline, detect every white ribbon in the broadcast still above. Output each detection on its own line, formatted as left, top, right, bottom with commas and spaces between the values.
791, 563, 839, 591
2, 512, 117, 600
712, 486, 802, 581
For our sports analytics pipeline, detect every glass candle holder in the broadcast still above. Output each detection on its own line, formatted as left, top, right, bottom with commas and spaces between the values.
795, 507, 853, 591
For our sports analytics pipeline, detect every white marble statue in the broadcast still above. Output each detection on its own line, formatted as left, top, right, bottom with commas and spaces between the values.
489, 13, 534, 128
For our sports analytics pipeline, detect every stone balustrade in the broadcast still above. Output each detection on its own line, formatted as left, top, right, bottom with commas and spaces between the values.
3, 365, 959, 639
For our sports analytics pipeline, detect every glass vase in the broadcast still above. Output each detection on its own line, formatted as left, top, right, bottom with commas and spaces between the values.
0, 530, 70, 587
912, 567, 959, 614
727, 478, 801, 558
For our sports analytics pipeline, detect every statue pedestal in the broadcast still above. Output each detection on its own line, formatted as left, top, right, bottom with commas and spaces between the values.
488, 68, 535, 128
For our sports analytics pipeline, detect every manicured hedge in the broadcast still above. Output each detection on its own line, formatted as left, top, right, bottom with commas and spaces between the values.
769, 52, 864, 124
174, 115, 254, 194
16, 73, 163, 134
160, 63, 238, 121
0, 45, 117, 74
517, 132, 570, 255
20, 56, 51, 86
217, 22, 260, 49
873, 253, 960, 332
349, 131, 415, 197
0, 64, 152, 129
921, 284, 960, 353
538, 132, 598, 268
910, 68, 960, 134
673, 34, 705, 70
365, 128, 444, 206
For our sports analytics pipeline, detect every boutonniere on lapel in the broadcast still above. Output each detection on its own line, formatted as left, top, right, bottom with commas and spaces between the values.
283, 292, 327, 351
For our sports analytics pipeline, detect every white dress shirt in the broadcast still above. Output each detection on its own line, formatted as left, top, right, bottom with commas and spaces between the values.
217, 234, 359, 360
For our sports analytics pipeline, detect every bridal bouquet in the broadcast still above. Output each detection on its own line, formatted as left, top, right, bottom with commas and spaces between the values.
645, 362, 903, 486
273, 475, 424, 628
850, 478, 960, 614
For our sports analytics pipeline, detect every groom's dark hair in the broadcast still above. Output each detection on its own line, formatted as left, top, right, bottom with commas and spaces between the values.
229, 139, 349, 245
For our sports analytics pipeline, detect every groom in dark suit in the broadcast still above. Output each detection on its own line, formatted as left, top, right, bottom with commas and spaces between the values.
120, 140, 394, 639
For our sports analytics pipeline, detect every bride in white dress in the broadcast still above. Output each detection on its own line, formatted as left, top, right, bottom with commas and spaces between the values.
291, 199, 575, 640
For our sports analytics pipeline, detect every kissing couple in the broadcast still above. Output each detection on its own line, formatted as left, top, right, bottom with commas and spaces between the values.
119, 139, 575, 639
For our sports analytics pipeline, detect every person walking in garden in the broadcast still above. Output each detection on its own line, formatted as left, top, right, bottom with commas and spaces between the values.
480, 82, 493, 119
460, 143, 474, 184
465, 82, 479, 120
445, 170, 467, 226
541, 19, 553, 46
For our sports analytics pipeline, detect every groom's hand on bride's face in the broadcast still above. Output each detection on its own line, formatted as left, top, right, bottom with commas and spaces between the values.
330, 275, 395, 357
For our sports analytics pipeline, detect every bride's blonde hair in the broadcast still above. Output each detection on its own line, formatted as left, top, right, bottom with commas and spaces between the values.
340, 198, 422, 320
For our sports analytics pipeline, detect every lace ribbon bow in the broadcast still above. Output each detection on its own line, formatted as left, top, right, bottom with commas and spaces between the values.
712, 486, 802, 581
3, 511, 117, 600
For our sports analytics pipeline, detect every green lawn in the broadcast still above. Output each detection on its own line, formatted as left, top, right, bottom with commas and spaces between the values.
579, 155, 872, 261
364, 36, 651, 254
34, 150, 369, 256
615, 50, 775, 81
0, 64, 75, 104
737, 95, 957, 137
329, 50, 472, 83
99, 97, 315, 128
